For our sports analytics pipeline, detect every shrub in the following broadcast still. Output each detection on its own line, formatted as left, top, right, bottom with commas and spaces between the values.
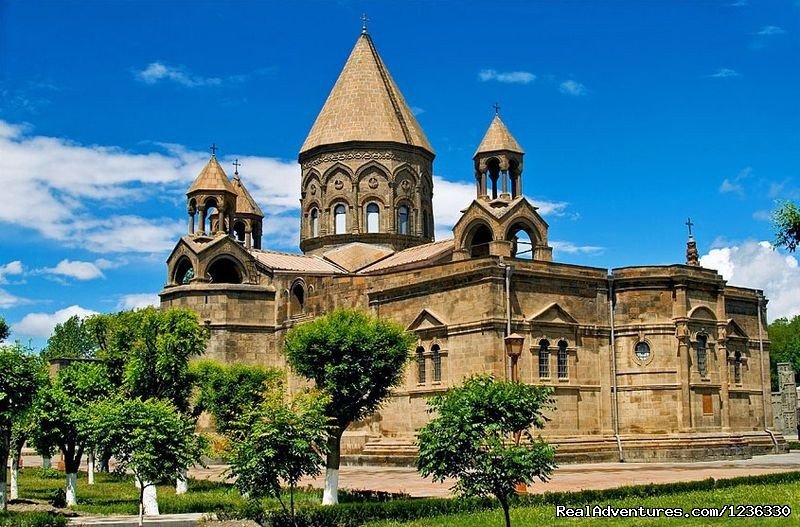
33, 468, 62, 480
0, 512, 68, 527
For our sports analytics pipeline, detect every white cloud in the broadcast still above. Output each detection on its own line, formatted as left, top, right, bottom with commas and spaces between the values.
719, 166, 751, 195
479, 69, 536, 84
0, 120, 299, 254
41, 259, 107, 281
559, 80, 588, 96
711, 68, 740, 78
117, 293, 160, 310
0, 260, 23, 284
0, 289, 24, 309
757, 25, 786, 36
135, 62, 222, 88
550, 241, 604, 255
700, 241, 800, 322
13, 305, 99, 339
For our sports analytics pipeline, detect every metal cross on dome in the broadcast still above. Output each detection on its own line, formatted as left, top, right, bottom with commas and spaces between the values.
210, 143, 218, 157
686, 217, 694, 238
493, 102, 501, 115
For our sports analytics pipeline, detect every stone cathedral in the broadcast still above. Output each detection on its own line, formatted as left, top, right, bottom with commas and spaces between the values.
161, 29, 786, 463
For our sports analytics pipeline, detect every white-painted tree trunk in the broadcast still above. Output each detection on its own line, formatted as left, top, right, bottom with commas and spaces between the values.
142, 483, 159, 516
87, 452, 95, 485
175, 469, 188, 495
322, 468, 339, 505
66, 473, 77, 507
10, 457, 19, 501
0, 486, 7, 511
134, 478, 141, 489
42, 455, 51, 469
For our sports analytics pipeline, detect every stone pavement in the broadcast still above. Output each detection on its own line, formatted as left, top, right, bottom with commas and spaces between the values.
180, 452, 800, 499
68, 513, 214, 527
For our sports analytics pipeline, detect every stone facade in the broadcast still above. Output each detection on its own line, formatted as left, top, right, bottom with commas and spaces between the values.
160, 30, 786, 463
772, 363, 798, 436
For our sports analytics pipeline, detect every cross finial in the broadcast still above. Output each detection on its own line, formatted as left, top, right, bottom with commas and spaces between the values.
686, 217, 694, 239
493, 102, 501, 115
232, 159, 241, 178
210, 143, 218, 157
361, 13, 368, 34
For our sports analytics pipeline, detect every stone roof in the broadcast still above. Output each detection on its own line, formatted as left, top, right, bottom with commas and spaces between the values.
474, 115, 524, 157
232, 175, 264, 217
300, 33, 434, 155
322, 242, 394, 272
251, 249, 346, 274
359, 239, 454, 273
188, 156, 236, 195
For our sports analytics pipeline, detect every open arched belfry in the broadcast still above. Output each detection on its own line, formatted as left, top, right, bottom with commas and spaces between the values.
161, 27, 786, 464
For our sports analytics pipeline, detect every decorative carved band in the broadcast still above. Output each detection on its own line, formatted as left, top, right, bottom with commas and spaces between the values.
302, 150, 426, 169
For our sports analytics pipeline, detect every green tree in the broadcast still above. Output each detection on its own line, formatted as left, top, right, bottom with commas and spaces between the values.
417, 375, 557, 527
0, 344, 40, 511
190, 360, 283, 440
41, 315, 96, 362
33, 361, 113, 506
769, 315, 800, 389
9, 355, 48, 501
123, 307, 208, 412
0, 316, 9, 342
284, 309, 413, 505
773, 201, 800, 252
229, 387, 330, 521
87, 397, 206, 527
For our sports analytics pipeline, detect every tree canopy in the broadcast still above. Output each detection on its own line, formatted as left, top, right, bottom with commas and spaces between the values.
773, 201, 800, 252
769, 315, 800, 388
0, 316, 8, 342
417, 375, 556, 527
284, 308, 413, 505
41, 315, 96, 362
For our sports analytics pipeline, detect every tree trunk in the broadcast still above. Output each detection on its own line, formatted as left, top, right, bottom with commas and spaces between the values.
10, 456, 19, 501
87, 452, 95, 485
322, 429, 343, 505
0, 430, 9, 511
499, 495, 512, 527
142, 482, 159, 516
42, 455, 51, 469
138, 482, 145, 527
65, 473, 77, 507
175, 469, 188, 495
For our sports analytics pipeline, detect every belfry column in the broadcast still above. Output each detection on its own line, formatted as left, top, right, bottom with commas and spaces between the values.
675, 284, 691, 431
188, 209, 195, 235
198, 205, 207, 235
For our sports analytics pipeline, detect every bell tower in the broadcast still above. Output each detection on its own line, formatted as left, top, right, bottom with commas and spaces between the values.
473, 112, 524, 202
186, 151, 237, 238
298, 29, 435, 256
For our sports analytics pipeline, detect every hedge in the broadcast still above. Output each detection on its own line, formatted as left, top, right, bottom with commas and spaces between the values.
0, 513, 67, 527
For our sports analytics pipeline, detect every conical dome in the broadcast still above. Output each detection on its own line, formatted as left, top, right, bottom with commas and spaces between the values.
474, 115, 524, 157
188, 156, 236, 195
232, 175, 263, 217
300, 33, 433, 155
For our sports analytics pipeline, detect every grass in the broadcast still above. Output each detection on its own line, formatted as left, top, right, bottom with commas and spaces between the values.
366, 481, 800, 527
788, 440, 800, 451
12, 468, 321, 515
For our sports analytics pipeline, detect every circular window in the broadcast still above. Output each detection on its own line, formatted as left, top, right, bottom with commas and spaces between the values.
634, 341, 651, 362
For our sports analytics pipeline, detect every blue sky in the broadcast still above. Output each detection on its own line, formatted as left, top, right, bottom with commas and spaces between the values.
1, 0, 799, 345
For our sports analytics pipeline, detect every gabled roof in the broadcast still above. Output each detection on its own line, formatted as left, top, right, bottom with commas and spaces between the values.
359, 239, 454, 273
188, 156, 236, 195
251, 249, 347, 274
300, 33, 434, 155
474, 115, 524, 157
232, 175, 264, 217
322, 242, 393, 272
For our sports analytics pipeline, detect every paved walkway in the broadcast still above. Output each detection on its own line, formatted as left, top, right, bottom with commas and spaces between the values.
180, 452, 800, 498
68, 513, 214, 527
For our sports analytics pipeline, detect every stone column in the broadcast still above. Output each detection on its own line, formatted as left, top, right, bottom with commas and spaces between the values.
198, 206, 207, 235
245, 225, 252, 249
677, 321, 692, 431
188, 209, 195, 235
717, 323, 730, 430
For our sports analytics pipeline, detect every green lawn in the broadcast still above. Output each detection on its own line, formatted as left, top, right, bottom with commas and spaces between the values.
367, 481, 800, 527
12, 468, 318, 515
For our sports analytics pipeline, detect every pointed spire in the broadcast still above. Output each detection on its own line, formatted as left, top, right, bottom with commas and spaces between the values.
232, 172, 264, 217
188, 155, 236, 194
685, 218, 700, 266
300, 33, 433, 155
474, 114, 524, 157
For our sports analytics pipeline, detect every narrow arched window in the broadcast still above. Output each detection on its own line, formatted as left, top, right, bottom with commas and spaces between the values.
432, 344, 442, 383
310, 208, 319, 237
557, 340, 568, 379
398, 205, 409, 235
416, 346, 426, 384
538, 339, 550, 378
290, 282, 305, 316
734, 350, 742, 384
697, 334, 708, 377
334, 204, 346, 234
366, 203, 380, 233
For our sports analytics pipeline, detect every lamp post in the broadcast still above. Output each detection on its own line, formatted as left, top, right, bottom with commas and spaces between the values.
504, 332, 528, 495
505, 333, 525, 383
